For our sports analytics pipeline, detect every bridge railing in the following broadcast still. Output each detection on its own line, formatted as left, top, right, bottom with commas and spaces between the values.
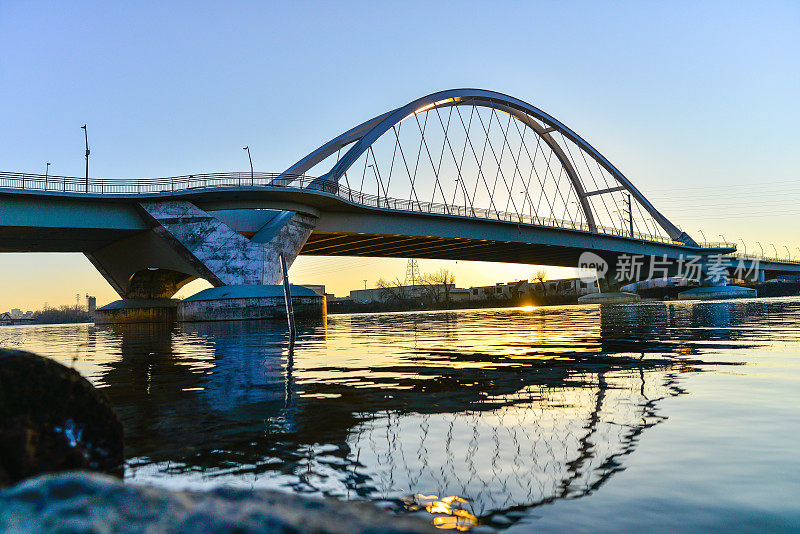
697, 241, 738, 250
0, 171, 305, 195
731, 252, 800, 265
0, 170, 737, 250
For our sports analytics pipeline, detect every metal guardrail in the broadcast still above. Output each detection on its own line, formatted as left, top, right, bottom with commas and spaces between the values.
697, 241, 739, 251
731, 253, 800, 265
0, 170, 771, 253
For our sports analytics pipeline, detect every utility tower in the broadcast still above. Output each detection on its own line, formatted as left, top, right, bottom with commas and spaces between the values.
404, 258, 421, 287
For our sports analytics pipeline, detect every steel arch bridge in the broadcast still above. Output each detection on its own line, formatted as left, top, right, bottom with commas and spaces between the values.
2, 88, 797, 300
280, 88, 695, 246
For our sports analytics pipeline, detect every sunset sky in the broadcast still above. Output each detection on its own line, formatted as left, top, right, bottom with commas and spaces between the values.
1, 1, 798, 310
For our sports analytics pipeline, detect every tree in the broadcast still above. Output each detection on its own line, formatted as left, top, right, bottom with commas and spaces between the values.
376, 277, 408, 302
420, 268, 456, 304
532, 269, 547, 296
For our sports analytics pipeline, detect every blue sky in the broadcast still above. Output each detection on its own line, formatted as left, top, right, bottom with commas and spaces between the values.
1, 1, 798, 309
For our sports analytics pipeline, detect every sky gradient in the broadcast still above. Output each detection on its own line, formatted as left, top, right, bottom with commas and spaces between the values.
1, 1, 798, 310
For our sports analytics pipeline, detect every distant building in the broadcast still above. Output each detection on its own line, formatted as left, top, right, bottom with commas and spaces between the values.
301, 284, 326, 296
350, 284, 455, 304
86, 296, 97, 315
300, 285, 336, 303
348, 277, 599, 304
535, 277, 599, 297
469, 277, 599, 300
468, 280, 530, 300
10, 308, 22, 319
449, 288, 472, 302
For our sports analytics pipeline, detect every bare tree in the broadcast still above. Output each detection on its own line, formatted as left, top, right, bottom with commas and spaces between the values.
420, 268, 456, 304
532, 269, 547, 296
377, 277, 408, 302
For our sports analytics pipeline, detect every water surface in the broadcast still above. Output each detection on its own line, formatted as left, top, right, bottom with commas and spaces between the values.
2, 299, 798, 532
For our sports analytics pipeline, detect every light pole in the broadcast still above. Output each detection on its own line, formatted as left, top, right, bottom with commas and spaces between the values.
771, 243, 778, 258
45, 162, 50, 189
756, 241, 764, 257
698, 229, 707, 244
626, 194, 633, 237
81, 125, 89, 191
719, 234, 727, 244
739, 238, 747, 256
784, 245, 791, 261
243, 146, 253, 186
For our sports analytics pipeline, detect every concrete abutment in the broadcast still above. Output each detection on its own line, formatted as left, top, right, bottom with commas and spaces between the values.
90, 201, 324, 324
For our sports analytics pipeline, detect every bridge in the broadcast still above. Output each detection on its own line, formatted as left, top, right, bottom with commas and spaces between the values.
1, 89, 797, 317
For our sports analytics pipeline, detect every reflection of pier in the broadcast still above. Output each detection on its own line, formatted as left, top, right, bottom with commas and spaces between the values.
88, 305, 748, 530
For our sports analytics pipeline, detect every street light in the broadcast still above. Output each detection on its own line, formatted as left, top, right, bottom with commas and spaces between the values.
738, 238, 747, 256
770, 243, 778, 258
784, 245, 791, 261
242, 146, 253, 186
698, 229, 707, 244
756, 241, 764, 257
719, 234, 727, 244
81, 125, 89, 191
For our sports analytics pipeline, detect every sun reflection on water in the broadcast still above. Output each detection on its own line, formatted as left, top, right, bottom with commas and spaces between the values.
405, 494, 479, 531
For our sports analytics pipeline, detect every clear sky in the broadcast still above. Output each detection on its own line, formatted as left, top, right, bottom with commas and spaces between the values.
1, 1, 798, 310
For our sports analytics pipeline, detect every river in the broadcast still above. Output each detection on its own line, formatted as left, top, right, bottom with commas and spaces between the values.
1, 298, 798, 532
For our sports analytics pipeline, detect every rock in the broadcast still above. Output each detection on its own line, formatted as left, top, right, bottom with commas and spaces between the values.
0, 471, 436, 533
0, 349, 124, 487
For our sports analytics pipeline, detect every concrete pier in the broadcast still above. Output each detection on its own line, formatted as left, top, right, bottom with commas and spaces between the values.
677, 286, 757, 300
177, 285, 325, 322
94, 299, 179, 324
578, 292, 641, 304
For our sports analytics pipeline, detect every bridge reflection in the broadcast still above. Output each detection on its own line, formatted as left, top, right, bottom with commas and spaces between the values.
84, 304, 758, 530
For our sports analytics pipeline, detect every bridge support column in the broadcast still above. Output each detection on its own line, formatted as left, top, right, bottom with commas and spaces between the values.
138, 201, 315, 287
585, 251, 757, 303
92, 201, 321, 323
677, 259, 757, 301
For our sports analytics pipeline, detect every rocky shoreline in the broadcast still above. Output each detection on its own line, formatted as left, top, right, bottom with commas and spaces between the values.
0, 471, 435, 533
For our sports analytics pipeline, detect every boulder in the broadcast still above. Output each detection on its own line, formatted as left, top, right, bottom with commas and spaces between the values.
0, 471, 435, 533
0, 349, 124, 487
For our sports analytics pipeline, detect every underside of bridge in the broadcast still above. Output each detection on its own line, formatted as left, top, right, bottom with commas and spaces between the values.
302, 231, 594, 266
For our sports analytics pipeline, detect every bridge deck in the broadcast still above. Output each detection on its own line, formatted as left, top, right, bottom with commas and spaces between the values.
1, 171, 797, 275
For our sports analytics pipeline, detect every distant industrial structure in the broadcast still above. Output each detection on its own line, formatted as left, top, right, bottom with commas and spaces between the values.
344, 276, 599, 305
1, 294, 97, 325
0, 309, 34, 325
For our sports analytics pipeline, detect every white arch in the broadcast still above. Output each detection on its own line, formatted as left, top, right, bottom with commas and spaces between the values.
281, 89, 692, 244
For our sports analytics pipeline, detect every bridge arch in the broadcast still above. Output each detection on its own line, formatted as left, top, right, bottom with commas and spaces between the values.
282, 89, 694, 245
